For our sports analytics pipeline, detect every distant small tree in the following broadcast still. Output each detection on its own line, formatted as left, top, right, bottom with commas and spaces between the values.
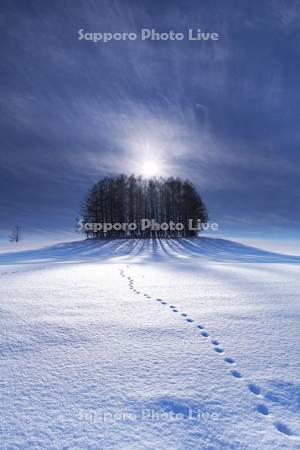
9, 225, 21, 243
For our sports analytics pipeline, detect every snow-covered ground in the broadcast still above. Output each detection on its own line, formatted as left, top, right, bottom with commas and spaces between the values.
0, 238, 299, 449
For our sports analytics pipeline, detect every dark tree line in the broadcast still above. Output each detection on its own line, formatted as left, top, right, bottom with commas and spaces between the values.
80, 175, 208, 239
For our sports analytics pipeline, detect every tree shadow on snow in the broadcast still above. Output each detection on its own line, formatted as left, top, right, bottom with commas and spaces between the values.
0, 237, 299, 266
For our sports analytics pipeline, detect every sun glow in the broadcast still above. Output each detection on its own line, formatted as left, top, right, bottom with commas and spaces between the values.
142, 161, 159, 177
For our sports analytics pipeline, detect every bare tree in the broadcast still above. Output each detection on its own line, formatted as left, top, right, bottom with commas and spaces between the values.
80, 175, 208, 239
9, 225, 21, 243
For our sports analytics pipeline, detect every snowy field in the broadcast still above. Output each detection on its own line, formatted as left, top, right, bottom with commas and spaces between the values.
0, 238, 300, 449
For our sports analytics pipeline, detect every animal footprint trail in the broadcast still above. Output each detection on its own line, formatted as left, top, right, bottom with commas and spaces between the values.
256, 404, 269, 416
224, 357, 235, 365
274, 422, 294, 437
119, 268, 296, 439
231, 370, 242, 379
248, 384, 261, 396
214, 347, 224, 354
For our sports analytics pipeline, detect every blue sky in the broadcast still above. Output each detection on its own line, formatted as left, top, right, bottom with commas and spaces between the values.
1, 0, 300, 241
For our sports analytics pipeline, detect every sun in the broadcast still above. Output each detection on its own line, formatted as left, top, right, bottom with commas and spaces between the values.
142, 161, 159, 177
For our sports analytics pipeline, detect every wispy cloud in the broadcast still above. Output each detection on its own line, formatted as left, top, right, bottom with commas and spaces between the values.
0, 0, 299, 236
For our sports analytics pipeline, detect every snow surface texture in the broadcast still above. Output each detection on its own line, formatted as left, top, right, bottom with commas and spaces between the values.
0, 237, 300, 449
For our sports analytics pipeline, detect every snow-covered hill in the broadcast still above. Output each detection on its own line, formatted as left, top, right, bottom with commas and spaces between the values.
1, 236, 300, 265
0, 238, 299, 449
